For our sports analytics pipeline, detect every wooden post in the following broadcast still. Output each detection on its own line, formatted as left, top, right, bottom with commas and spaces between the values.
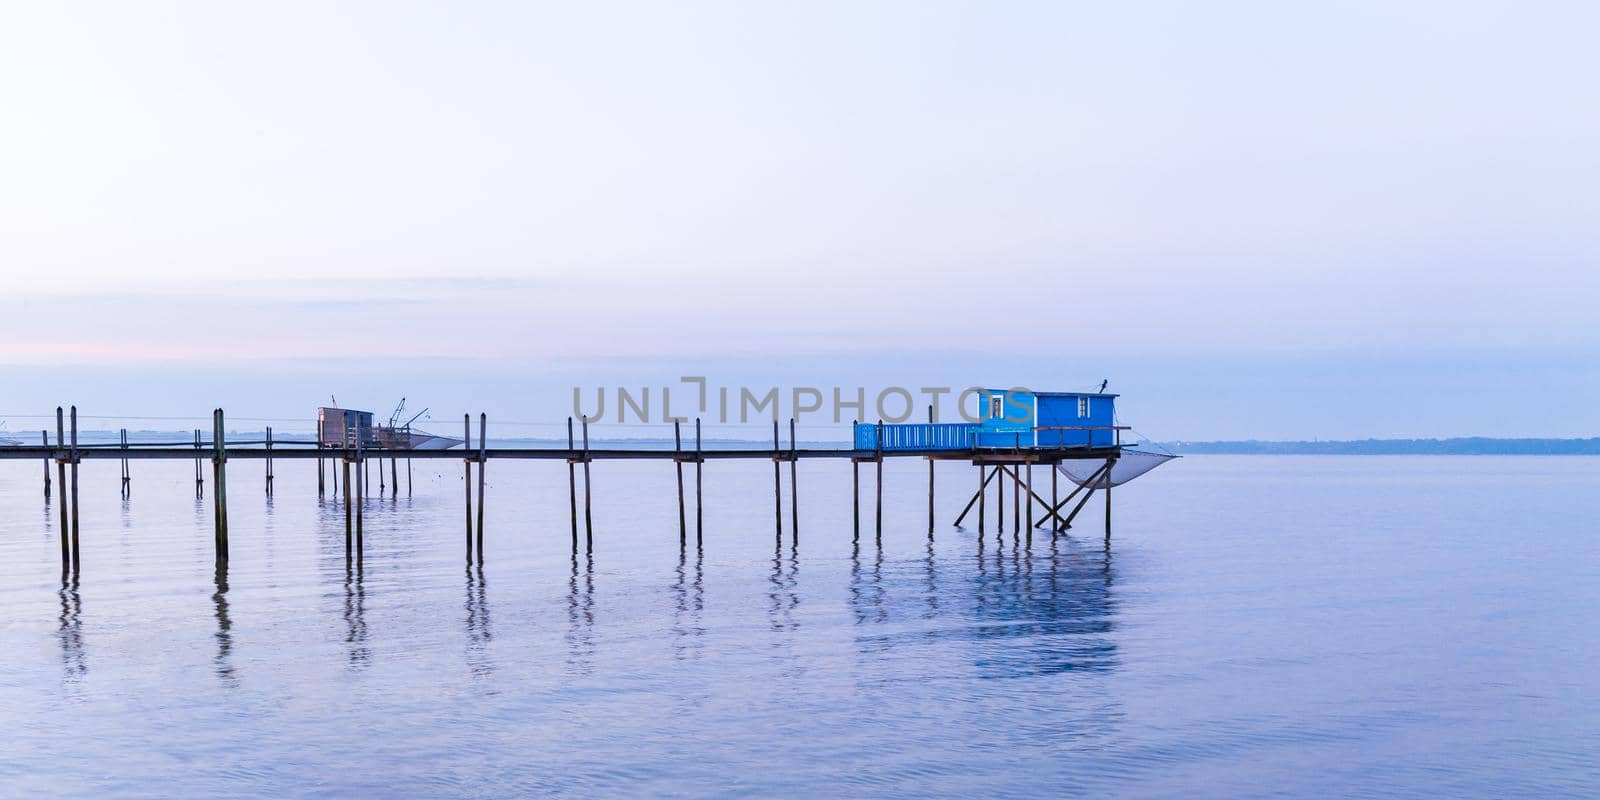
194, 428, 203, 497
355, 428, 364, 558
464, 414, 473, 561
41, 430, 51, 499
1025, 462, 1033, 546
996, 459, 1004, 533
789, 417, 798, 544
265, 426, 274, 495
1013, 456, 1020, 535
851, 422, 860, 542
674, 420, 686, 549
212, 408, 228, 562
567, 417, 578, 551
120, 428, 129, 495
771, 420, 782, 543
694, 418, 703, 547
69, 406, 79, 570
476, 413, 486, 558
343, 456, 353, 560
317, 418, 325, 497
390, 454, 398, 499
582, 417, 593, 552
875, 420, 883, 540
926, 405, 934, 536
1050, 462, 1059, 536
978, 465, 986, 533
55, 408, 67, 569
1104, 457, 1114, 538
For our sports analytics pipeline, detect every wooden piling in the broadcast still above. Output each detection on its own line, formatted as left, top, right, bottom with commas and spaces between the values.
674, 420, 686, 549
55, 409, 67, 569
41, 430, 50, 499
476, 413, 486, 558
567, 417, 578, 551
926, 405, 934, 536
996, 460, 1003, 533
211, 409, 228, 562
343, 457, 353, 560
464, 414, 473, 561
355, 431, 364, 558
694, 418, 703, 546
194, 428, 203, 497
771, 420, 782, 542
265, 426, 273, 495
875, 421, 883, 540
119, 428, 129, 495
69, 407, 79, 570
1050, 462, 1059, 536
789, 418, 797, 544
978, 465, 986, 533
1024, 462, 1033, 546
1013, 458, 1020, 535
317, 418, 325, 497
1104, 457, 1114, 538
390, 455, 398, 499
851, 422, 860, 542
582, 417, 593, 552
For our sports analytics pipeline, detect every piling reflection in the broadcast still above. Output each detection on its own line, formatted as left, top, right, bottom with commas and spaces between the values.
464, 563, 493, 680
213, 561, 237, 686
671, 548, 705, 661
768, 542, 799, 634
343, 562, 370, 670
565, 553, 595, 676
58, 573, 85, 681
851, 536, 1119, 678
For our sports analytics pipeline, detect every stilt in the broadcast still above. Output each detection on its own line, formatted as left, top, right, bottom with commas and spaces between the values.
674, 420, 686, 549
567, 417, 578, 551
996, 461, 1004, 533
476, 413, 486, 558
852, 459, 860, 543
926, 405, 934, 537
771, 419, 782, 543
355, 433, 364, 559
317, 418, 325, 497
211, 408, 228, 563
1025, 462, 1033, 546
406, 453, 412, 497
194, 429, 203, 498
789, 418, 797, 544
978, 465, 986, 533
119, 428, 129, 496
390, 455, 398, 498
41, 430, 51, 499
343, 457, 353, 560
1104, 457, 1114, 538
265, 426, 273, 495
1050, 462, 1059, 536
69, 407, 79, 570
694, 418, 703, 547
1013, 459, 1020, 535
874, 421, 884, 541
464, 414, 473, 561
55, 409, 67, 569
582, 417, 593, 552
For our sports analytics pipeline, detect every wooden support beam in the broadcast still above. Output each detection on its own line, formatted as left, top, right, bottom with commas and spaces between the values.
926, 405, 934, 537
41, 430, 50, 499
875, 421, 883, 541
771, 419, 782, 543
343, 457, 352, 561
70, 407, 79, 570
464, 414, 473, 562
55, 409, 67, 569
211, 408, 228, 563
1104, 457, 1115, 538
978, 465, 986, 533
789, 418, 798, 544
953, 463, 1000, 527
1025, 462, 1033, 546
476, 413, 486, 558
694, 418, 703, 547
582, 417, 593, 552
317, 419, 325, 497
567, 417, 578, 551
674, 420, 686, 549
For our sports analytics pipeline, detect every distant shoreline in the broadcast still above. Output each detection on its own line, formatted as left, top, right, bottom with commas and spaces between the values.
1162, 438, 1600, 455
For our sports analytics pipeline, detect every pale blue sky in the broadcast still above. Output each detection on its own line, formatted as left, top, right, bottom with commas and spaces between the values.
1, 2, 1596, 438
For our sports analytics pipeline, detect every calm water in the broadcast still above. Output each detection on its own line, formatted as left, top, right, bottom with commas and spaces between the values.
1, 455, 1596, 798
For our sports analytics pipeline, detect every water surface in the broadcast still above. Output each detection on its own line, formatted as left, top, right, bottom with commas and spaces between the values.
1, 455, 1596, 797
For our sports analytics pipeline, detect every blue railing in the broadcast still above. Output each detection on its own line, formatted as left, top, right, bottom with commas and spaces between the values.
854, 422, 975, 451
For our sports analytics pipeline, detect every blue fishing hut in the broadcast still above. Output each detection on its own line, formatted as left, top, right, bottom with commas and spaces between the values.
853, 387, 1119, 451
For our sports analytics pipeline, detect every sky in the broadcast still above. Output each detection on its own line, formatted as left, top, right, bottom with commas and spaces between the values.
1, 1, 1596, 439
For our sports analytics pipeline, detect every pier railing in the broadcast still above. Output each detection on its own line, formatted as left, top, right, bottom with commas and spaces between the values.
853, 422, 976, 451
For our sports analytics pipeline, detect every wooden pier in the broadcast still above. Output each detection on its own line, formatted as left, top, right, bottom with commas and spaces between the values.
1, 407, 1128, 574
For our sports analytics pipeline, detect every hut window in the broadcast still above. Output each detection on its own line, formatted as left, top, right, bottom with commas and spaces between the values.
1078, 397, 1090, 417
989, 396, 1004, 419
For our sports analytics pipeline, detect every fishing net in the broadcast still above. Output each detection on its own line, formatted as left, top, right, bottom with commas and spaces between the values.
1054, 449, 1177, 488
